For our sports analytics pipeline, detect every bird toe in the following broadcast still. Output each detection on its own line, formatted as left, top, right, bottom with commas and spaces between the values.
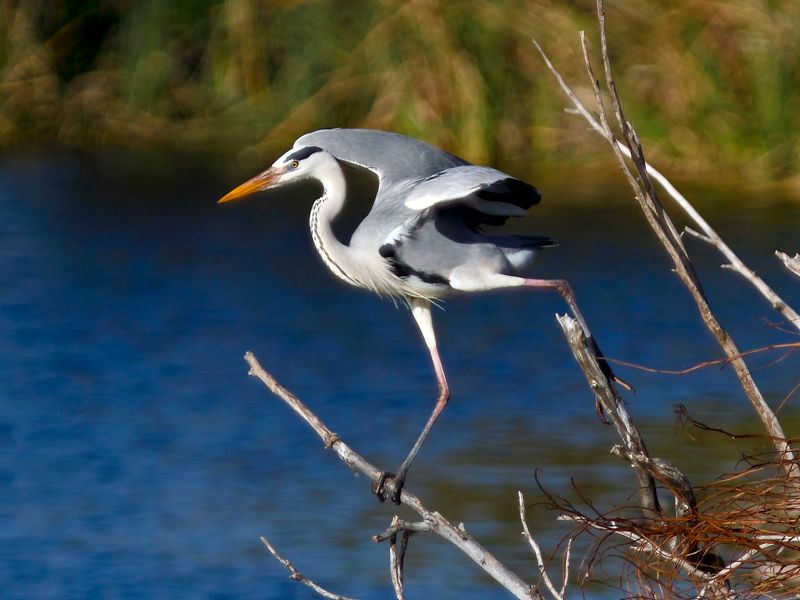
372, 471, 395, 503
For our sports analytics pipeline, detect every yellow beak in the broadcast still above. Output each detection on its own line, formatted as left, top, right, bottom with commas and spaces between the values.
217, 167, 284, 204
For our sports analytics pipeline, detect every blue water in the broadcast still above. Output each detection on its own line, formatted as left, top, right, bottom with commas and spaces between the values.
1, 152, 798, 598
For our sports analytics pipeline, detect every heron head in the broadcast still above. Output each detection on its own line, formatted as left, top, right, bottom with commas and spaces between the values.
218, 145, 327, 204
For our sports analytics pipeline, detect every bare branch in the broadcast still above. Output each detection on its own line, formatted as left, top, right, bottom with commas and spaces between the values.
260, 535, 358, 600
752, 533, 800, 544
389, 542, 404, 600
573, 0, 799, 473
609, 446, 695, 514
373, 519, 432, 542
519, 492, 565, 600
697, 544, 771, 597
776, 251, 800, 280
686, 240, 800, 330
557, 315, 662, 519
245, 352, 540, 600
532, 38, 800, 333
387, 516, 409, 600
683, 226, 715, 246
559, 538, 571, 598
605, 341, 800, 375
557, 515, 734, 598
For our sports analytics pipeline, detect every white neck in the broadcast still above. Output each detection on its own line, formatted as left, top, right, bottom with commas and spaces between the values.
308, 156, 360, 286
307, 154, 406, 298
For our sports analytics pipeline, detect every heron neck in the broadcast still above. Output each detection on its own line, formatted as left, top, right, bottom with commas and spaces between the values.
309, 159, 359, 286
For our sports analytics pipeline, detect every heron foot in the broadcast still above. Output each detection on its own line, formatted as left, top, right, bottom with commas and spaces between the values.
372, 472, 394, 502
372, 472, 404, 504
390, 475, 405, 504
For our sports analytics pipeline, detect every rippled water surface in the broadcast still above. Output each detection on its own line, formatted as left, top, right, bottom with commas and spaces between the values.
1, 152, 798, 599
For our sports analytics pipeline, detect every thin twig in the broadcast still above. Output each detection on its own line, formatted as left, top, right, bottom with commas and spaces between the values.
245, 352, 540, 600
604, 341, 800, 376
752, 533, 800, 544
389, 537, 404, 600
373, 519, 432, 542
557, 315, 662, 520
610, 447, 695, 508
519, 491, 565, 600
260, 535, 358, 600
571, 0, 798, 474
718, 545, 764, 578
532, 39, 800, 333
559, 538, 571, 598
776, 251, 800, 280
388, 516, 407, 600
695, 541, 784, 599
683, 226, 715, 246
557, 515, 734, 598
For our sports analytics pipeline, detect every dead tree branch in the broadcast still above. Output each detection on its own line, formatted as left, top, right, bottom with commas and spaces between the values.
558, 0, 797, 474
244, 351, 541, 600
557, 316, 732, 591
535, 20, 797, 463
260, 535, 358, 600
533, 3, 800, 595
776, 251, 800, 280
609, 446, 695, 515
605, 341, 800, 376
519, 491, 569, 600
557, 515, 734, 598
557, 315, 662, 520
373, 519, 432, 541
386, 516, 411, 600
531, 43, 800, 335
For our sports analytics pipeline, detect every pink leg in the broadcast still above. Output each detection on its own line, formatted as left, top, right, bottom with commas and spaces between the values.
392, 342, 449, 494
522, 277, 628, 393
375, 299, 450, 504
522, 278, 590, 337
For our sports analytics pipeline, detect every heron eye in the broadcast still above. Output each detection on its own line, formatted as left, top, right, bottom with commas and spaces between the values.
289, 160, 299, 169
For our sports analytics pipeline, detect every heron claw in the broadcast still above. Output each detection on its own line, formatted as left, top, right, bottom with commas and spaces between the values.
373, 471, 395, 503
373, 472, 404, 504
390, 477, 404, 505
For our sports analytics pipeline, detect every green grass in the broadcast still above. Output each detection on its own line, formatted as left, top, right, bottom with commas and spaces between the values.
2, 0, 800, 183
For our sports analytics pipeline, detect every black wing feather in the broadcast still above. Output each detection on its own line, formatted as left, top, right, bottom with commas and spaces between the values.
476, 177, 541, 210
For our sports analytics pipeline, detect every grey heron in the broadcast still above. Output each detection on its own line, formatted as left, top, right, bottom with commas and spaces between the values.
219, 128, 600, 504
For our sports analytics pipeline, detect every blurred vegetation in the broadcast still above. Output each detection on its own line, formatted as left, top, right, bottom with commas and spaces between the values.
1, 0, 800, 182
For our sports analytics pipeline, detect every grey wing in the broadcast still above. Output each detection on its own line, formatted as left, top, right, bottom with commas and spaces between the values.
295, 130, 549, 284
384, 165, 544, 246
378, 165, 551, 287
295, 128, 468, 185
297, 129, 471, 248
403, 166, 541, 217
352, 163, 543, 253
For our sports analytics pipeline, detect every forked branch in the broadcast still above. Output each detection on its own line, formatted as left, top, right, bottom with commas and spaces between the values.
557, 515, 734, 599
519, 491, 570, 600
244, 352, 540, 600
260, 535, 358, 600
556, 315, 662, 520
776, 251, 800, 280
535, 0, 797, 475
531, 42, 800, 334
